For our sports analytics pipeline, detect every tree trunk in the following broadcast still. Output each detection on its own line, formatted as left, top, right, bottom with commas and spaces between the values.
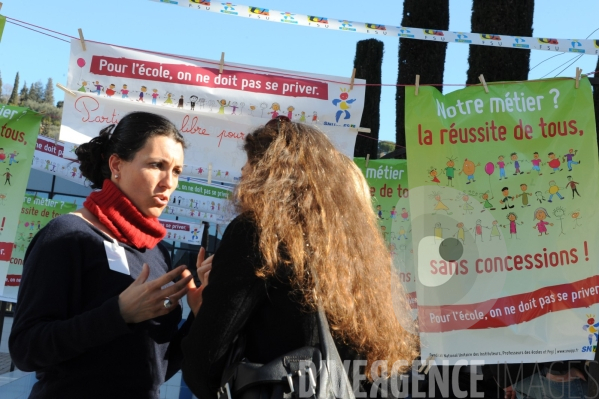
466, 0, 534, 84
395, 0, 449, 156
353, 39, 384, 158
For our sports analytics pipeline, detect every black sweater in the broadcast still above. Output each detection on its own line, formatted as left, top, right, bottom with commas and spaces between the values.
9, 214, 192, 399
181, 215, 406, 398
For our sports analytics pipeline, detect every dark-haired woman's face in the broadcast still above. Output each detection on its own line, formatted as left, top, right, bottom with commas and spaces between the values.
110, 135, 184, 217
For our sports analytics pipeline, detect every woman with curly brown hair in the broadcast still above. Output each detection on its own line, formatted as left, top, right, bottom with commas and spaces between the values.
181, 116, 419, 398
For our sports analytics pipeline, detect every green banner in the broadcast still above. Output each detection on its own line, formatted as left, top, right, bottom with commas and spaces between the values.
354, 158, 415, 309
406, 77, 599, 363
0, 105, 43, 298
2, 195, 77, 301
0, 15, 5, 43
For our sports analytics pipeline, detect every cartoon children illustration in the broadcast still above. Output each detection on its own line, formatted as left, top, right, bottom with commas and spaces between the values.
434, 222, 449, 241
462, 195, 474, 214
547, 180, 564, 202
92, 81, 103, 96
565, 176, 580, 198
105, 84, 117, 97
553, 206, 566, 236
286, 105, 295, 119
533, 207, 553, 236
269, 102, 281, 118
489, 220, 502, 240
198, 98, 206, 109
442, 158, 456, 186
389, 206, 397, 220
260, 102, 268, 117
547, 152, 562, 174
78, 81, 88, 92
151, 89, 160, 105
454, 222, 466, 244
3, 168, 12, 185
511, 152, 523, 175
497, 155, 507, 180
473, 219, 488, 242
396, 225, 408, 240
376, 204, 383, 219
563, 149, 580, 171
138, 86, 147, 102
230, 101, 239, 115
120, 84, 129, 99
219, 99, 231, 114
177, 95, 185, 108
535, 191, 545, 203
529, 152, 543, 175
459, 159, 480, 184
431, 192, 452, 215
499, 187, 514, 210
8, 151, 19, 166
299, 111, 307, 123
429, 167, 440, 184
571, 210, 582, 229
312, 111, 318, 123
0, 148, 5, 163
332, 89, 356, 123
401, 208, 409, 221
189, 95, 199, 110
516, 183, 532, 207
503, 212, 523, 239
481, 192, 496, 211
164, 93, 174, 105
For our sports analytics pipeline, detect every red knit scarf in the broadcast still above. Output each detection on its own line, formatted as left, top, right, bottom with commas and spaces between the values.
84, 179, 166, 250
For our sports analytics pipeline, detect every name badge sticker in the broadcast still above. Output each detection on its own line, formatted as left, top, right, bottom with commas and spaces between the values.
103, 240, 130, 275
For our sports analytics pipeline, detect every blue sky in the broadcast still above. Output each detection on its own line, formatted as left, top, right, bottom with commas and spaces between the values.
0, 0, 597, 143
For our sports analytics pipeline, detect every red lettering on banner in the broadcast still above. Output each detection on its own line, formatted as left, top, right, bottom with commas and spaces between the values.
5, 274, 21, 287
89, 56, 329, 100
180, 115, 210, 136
418, 275, 599, 332
0, 242, 14, 261
217, 130, 245, 147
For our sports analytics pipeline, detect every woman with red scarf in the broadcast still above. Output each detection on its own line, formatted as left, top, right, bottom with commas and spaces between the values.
9, 112, 211, 399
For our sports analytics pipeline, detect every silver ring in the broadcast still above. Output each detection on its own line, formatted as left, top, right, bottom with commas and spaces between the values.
163, 297, 173, 308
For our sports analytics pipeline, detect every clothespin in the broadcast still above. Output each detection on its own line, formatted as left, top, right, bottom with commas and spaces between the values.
350, 68, 356, 91
478, 74, 489, 94
78, 28, 86, 51
575, 67, 582, 89
56, 83, 77, 97
418, 354, 435, 374
207, 163, 213, 184
415, 74, 420, 96
219, 52, 225, 74
365, 154, 370, 168
357, 127, 371, 133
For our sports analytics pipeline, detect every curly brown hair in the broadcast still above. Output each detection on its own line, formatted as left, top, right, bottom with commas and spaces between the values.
234, 119, 419, 378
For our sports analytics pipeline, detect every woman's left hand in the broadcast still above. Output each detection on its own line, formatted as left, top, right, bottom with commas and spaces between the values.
183, 247, 213, 316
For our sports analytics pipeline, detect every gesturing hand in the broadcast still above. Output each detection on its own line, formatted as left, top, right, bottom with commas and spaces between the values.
118, 264, 193, 324
184, 247, 213, 316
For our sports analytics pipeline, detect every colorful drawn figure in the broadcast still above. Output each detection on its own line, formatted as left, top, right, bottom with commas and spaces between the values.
583, 315, 599, 345
527, 152, 543, 175
164, 93, 174, 105
499, 187, 514, 210
8, 151, 19, 166
269, 102, 280, 118
376, 205, 383, 219
511, 152, 523, 175
92, 81, 103, 96
486, 221, 500, 241
299, 111, 307, 123
388, 243, 397, 257
563, 149, 580, 171
504, 212, 523, 239
230, 101, 239, 115
497, 155, 507, 180
218, 99, 231, 114
380, 225, 390, 240
571, 210, 582, 229
151, 89, 160, 105
312, 111, 318, 123
547, 180, 564, 202
189, 95, 199, 110
429, 167, 440, 184
473, 219, 488, 242
286, 105, 294, 120
138, 86, 147, 102
444, 158, 456, 186
547, 152, 562, 173
566, 176, 581, 198
460, 159, 479, 184
332, 89, 356, 123
192, 228, 199, 240
431, 192, 452, 215
454, 222, 466, 244
248, 105, 256, 116
462, 195, 474, 214
78, 81, 88, 92
516, 184, 532, 207
389, 206, 397, 220
71, 167, 77, 178
397, 226, 408, 240
481, 192, 496, 211
401, 208, 409, 221
3, 168, 12, 185
553, 206, 567, 236
177, 95, 185, 109
105, 84, 117, 97
0, 193, 6, 205
120, 84, 129, 99
533, 207, 553, 236
434, 222, 448, 241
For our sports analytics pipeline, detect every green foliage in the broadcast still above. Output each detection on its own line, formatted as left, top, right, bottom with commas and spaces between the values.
8, 72, 19, 105
19, 81, 29, 105
44, 78, 54, 105
21, 99, 63, 138
28, 81, 44, 103
378, 141, 396, 157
